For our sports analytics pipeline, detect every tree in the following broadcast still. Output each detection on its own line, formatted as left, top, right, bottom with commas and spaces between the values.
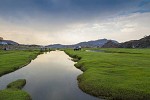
0, 37, 3, 41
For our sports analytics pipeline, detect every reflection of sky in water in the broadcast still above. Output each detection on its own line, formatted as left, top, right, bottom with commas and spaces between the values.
0, 51, 100, 100
86, 50, 104, 52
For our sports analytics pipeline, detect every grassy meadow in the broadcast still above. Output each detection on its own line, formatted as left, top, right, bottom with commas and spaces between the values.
0, 50, 40, 77
0, 79, 31, 100
65, 48, 150, 100
0, 50, 41, 100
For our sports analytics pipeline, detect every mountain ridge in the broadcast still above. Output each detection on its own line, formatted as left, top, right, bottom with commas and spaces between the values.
0, 40, 19, 45
119, 35, 150, 48
46, 39, 118, 48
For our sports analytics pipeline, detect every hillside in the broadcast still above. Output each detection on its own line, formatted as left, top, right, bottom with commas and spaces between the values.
46, 39, 118, 48
119, 35, 150, 48
101, 40, 119, 48
0, 38, 42, 50
0, 37, 19, 45
0, 40, 19, 45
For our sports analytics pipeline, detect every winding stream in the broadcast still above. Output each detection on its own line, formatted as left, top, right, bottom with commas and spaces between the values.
0, 51, 100, 100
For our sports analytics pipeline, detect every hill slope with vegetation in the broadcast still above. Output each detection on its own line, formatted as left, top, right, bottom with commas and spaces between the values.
119, 35, 150, 48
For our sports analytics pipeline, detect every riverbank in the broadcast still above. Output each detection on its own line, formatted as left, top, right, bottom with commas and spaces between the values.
65, 48, 150, 100
0, 50, 41, 77
0, 50, 41, 100
0, 79, 31, 100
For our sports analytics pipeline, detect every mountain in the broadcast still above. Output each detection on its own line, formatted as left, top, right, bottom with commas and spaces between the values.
46, 44, 66, 48
75, 39, 108, 47
46, 39, 118, 48
102, 40, 119, 48
119, 35, 150, 48
0, 40, 19, 45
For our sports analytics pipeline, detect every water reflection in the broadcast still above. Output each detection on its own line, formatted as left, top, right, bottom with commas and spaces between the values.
0, 51, 100, 100
86, 50, 104, 52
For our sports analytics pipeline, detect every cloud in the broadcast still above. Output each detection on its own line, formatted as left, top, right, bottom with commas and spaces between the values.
0, 12, 150, 45
0, 0, 147, 21
54, 12, 150, 43
0, 0, 150, 45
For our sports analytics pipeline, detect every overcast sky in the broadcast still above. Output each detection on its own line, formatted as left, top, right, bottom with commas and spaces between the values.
0, 0, 150, 45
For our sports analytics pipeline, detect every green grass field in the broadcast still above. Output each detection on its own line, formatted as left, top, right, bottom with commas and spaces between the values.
65, 48, 150, 100
0, 79, 31, 100
7, 79, 26, 89
0, 50, 40, 77
0, 50, 41, 100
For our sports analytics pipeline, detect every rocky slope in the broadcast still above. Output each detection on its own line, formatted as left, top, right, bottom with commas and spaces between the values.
119, 35, 150, 48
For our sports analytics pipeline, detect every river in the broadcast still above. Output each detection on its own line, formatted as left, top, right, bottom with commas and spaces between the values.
0, 51, 100, 100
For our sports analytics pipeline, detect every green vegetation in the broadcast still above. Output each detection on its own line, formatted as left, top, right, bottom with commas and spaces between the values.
65, 48, 150, 100
7, 79, 26, 89
0, 50, 41, 77
0, 50, 41, 100
0, 79, 31, 100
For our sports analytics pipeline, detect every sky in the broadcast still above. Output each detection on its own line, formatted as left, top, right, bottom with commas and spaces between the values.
0, 0, 150, 45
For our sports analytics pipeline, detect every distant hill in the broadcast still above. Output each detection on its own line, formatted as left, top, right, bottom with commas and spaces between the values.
46, 39, 118, 48
74, 39, 118, 47
0, 40, 19, 45
102, 40, 119, 48
47, 35, 150, 49
75, 39, 108, 47
46, 44, 66, 48
119, 35, 150, 48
